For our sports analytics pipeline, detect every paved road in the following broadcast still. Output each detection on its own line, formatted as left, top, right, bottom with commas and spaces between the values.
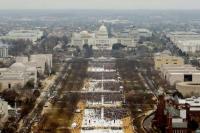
17, 62, 70, 133
143, 113, 155, 133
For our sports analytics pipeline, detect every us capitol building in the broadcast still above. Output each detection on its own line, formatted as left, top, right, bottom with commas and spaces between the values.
71, 24, 135, 50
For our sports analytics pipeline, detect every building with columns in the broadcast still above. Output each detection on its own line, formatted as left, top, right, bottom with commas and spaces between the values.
71, 24, 135, 50
0, 42, 8, 58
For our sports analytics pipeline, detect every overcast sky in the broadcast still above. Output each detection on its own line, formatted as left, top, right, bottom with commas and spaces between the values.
0, 0, 200, 10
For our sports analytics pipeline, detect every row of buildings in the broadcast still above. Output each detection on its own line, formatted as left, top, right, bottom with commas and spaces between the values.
154, 51, 200, 97
153, 51, 200, 132
166, 31, 200, 53
0, 54, 52, 91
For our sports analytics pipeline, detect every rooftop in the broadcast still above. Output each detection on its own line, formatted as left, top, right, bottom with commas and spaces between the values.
178, 97, 200, 107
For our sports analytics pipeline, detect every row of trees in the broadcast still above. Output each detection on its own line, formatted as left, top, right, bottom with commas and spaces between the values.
37, 59, 88, 132
76, 43, 127, 58
2, 34, 69, 55
1, 39, 33, 56
83, 44, 93, 58
39, 35, 68, 52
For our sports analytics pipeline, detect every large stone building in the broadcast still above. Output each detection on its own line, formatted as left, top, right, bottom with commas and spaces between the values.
71, 24, 135, 50
16, 54, 52, 74
166, 31, 200, 53
0, 54, 52, 91
176, 82, 200, 97
154, 52, 184, 70
0, 62, 37, 91
166, 31, 200, 43
160, 64, 200, 86
136, 28, 152, 38
30, 54, 52, 74
176, 40, 200, 53
128, 27, 152, 42
0, 29, 44, 44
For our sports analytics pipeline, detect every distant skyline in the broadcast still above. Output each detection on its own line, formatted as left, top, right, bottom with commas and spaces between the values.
0, 0, 200, 10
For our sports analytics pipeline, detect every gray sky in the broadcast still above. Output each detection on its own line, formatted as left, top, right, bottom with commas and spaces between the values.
0, 0, 200, 10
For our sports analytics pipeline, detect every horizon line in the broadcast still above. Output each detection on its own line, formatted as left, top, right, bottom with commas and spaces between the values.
1, 9, 200, 11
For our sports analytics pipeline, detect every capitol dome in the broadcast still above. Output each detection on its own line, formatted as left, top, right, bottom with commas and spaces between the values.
10, 62, 26, 71
99, 24, 108, 33
97, 24, 108, 38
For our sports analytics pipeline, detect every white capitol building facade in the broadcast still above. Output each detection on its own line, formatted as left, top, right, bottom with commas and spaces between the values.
71, 24, 135, 50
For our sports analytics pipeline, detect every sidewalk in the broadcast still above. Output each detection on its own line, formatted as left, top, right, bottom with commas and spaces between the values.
122, 116, 135, 133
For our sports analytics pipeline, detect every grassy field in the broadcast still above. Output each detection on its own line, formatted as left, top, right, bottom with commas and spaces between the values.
116, 59, 157, 133
36, 59, 88, 133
